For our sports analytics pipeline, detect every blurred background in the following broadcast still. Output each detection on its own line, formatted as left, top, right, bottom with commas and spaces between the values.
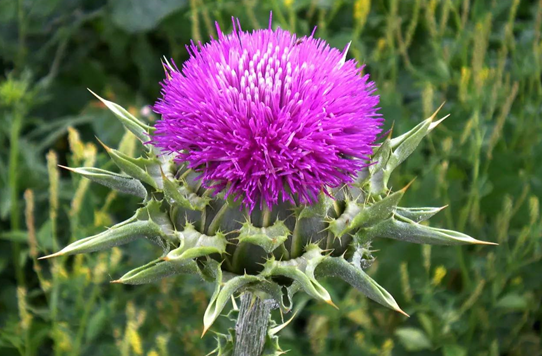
1, 0, 541, 355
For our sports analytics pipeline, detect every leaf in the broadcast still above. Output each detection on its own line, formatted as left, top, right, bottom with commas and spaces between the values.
443, 345, 467, 356
0, 230, 28, 243
395, 327, 432, 351
40, 202, 177, 259
387, 118, 432, 172
245, 279, 292, 313
0, 0, 17, 23
114, 258, 199, 285
417, 312, 434, 338
161, 171, 209, 211
98, 139, 160, 189
351, 183, 410, 229
329, 183, 410, 237
86, 306, 108, 342
111, 0, 188, 33
316, 256, 407, 316
0, 258, 7, 274
63, 166, 147, 198
0, 186, 10, 219
368, 137, 391, 195
261, 252, 335, 308
203, 272, 261, 334
88, 90, 154, 143
359, 216, 497, 245
495, 293, 529, 310
166, 225, 227, 261
327, 201, 362, 237
39, 220, 162, 258
384, 106, 448, 186
369, 136, 392, 176
237, 220, 290, 253
395, 206, 446, 222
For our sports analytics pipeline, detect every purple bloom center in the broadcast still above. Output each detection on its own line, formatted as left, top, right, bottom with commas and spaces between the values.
152, 18, 383, 211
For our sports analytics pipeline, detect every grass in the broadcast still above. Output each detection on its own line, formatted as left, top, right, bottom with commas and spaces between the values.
1, 0, 541, 355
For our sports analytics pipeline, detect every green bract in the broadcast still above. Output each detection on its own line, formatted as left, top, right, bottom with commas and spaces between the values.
41, 93, 495, 355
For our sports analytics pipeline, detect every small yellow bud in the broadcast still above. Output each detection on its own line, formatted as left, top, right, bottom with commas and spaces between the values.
55, 322, 74, 352
442, 137, 453, 155
41, 280, 52, 292
477, 67, 491, 88
68, 127, 85, 161
129, 326, 143, 355
459, 67, 471, 103
110, 248, 123, 269
354, 331, 365, 347
17, 287, 32, 331
432, 265, 447, 286
422, 82, 434, 119
93, 254, 108, 284
54, 264, 70, 280
377, 38, 386, 52
422, 245, 431, 273
156, 334, 170, 355
354, 0, 370, 29
382, 338, 394, 351
84, 142, 97, 161
529, 196, 539, 227
0, 75, 29, 106
94, 210, 112, 227
128, 105, 138, 116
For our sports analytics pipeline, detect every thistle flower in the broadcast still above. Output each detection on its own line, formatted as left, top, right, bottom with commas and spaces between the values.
152, 19, 382, 211
41, 17, 495, 355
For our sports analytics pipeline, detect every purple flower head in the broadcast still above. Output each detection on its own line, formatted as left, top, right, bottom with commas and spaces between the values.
152, 17, 383, 211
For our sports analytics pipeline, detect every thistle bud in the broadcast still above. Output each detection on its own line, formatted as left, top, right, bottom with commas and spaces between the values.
42, 16, 495, 353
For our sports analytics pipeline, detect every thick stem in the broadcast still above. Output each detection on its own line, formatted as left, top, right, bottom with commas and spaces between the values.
234, 293, 274, 356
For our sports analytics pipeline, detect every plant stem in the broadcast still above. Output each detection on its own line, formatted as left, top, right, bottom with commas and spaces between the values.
234, 293, 274, 356
73, 284, 100, 354
10, 107, 25, 286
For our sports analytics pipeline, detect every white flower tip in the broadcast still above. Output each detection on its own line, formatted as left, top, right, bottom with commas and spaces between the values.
397, 307, 410, 317
38, 251, 64, 260
429, 114, 450, 131
338, 41, 352, 68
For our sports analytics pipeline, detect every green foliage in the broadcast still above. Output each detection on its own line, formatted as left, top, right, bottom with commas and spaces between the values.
110, 0, 188, 34
1, 0, 541, 355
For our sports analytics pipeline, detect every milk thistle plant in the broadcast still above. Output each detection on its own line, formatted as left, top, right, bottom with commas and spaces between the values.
41, 16, 495, 356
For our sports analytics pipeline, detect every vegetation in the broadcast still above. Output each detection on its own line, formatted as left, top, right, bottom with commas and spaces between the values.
1, 0, 540, 355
